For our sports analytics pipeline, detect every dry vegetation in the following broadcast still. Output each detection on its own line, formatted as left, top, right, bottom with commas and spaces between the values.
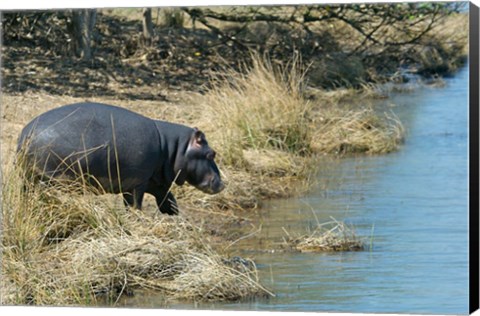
1, 7, 469, 97
1, 162, 272, 305
311, 107, 405, 155
205, 55, 312, 159
284, 218, 366, 252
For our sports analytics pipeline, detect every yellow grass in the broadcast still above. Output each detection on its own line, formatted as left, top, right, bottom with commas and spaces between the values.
311, 106, 405, 155
0, 162, 272, 305
202, 54, 313, 165
285, 218, 365, 252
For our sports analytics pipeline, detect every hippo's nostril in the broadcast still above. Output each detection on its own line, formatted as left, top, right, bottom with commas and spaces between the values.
208, 176, 224, 193
215, 178, 225, 192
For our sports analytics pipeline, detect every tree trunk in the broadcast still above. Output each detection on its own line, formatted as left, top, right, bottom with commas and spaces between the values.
70, 9, 97, 60
142, 8, 154, 46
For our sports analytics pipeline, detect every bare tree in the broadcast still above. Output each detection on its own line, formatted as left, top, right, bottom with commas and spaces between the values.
69, 9, 97, 60
142, 8, 154, 46
182, 3, 464, 54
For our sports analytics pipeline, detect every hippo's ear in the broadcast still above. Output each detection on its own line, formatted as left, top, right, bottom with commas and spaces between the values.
191, 128, 206, 148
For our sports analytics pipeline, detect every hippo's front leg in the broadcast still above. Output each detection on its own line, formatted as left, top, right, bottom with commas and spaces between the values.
146, 183, 179, 215
159, 192, 178, 215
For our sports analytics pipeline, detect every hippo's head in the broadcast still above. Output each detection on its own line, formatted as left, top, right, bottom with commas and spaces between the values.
178, 128, 225, 194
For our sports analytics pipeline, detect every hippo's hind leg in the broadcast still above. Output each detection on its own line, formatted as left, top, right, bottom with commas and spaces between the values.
122, 185, 146, 210
146, 183, 179, 215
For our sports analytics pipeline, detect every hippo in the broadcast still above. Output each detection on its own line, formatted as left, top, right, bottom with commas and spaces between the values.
17, 102, 224, 215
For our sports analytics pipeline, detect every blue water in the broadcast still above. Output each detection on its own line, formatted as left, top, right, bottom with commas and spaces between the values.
124, 66, 470, 314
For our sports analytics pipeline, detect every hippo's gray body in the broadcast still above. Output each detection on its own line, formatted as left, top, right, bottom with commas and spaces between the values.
17, 102, 224, 215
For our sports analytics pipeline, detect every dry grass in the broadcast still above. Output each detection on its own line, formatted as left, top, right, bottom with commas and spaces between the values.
1, 162, 272, 306
200, 54, 404, 162
285, 218, 366, 253
310, 106, 405, 155
202, 54, 313, 166
413, 13, 468, 76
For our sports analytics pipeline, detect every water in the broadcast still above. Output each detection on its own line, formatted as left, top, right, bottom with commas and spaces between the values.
124, 66, 470, 314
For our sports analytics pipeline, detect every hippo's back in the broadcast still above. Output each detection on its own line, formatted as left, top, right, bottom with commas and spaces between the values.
18, 102, 161, 192
19, 102, 150, 145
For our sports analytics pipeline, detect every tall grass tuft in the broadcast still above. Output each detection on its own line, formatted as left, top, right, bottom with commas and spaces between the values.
204, 54, 313, 168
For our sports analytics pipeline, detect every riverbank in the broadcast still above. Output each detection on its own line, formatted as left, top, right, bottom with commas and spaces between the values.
0, 62, 404, 305
1, 7, 469, 307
